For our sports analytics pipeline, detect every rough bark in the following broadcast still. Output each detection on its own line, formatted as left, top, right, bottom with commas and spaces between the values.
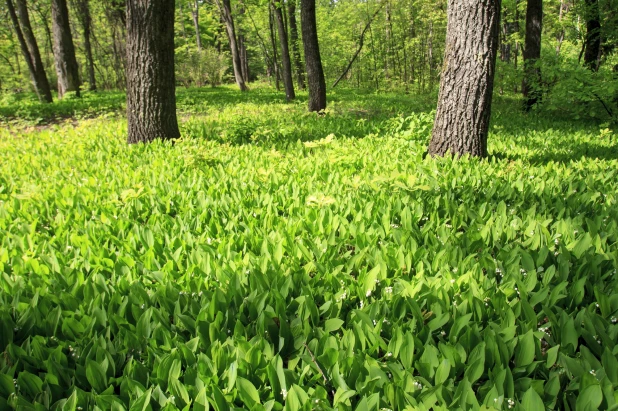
583, 0, 601, 71
522, 0, 542, 110
192, 0, 202, 52
7, 0, 53, 102
300, 0, 326, 112
52, 0, 81, 97
287, 0, 305, 89
428, 0, 501, 158
273, 0, 295, 100
219, 0, 248, 91
126, 0, 180, 143
74, 0, 97, 90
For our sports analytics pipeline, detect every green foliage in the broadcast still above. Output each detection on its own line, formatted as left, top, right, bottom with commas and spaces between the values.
1, 88, 618, 410
177, 47, 230, 88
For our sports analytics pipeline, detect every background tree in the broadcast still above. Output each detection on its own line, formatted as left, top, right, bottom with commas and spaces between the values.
272, 0, 295, 100
51, 0, 81, 97
6, 0, 53, 102
428, 0, 501, 157
583, 0, 601, 71
287, 0, 304, 89
522, 0, 542, 110
126, 0, 180, 143
73, 0, 96, 90
300, 0, 326, 111
217, 0, 248, 91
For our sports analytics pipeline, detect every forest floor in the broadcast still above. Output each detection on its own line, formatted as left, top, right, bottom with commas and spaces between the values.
1, 86, 617, 410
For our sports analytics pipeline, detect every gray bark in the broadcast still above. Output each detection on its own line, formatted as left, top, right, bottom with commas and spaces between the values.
219, 0, 248, 91
273, 0, 295, 100
428, 0, 501, 158
287, 0, 305, 89
126, 0, 180, 143
7, 0, 53, 102
300, 0, 326, 112
192, 0, 202, 52
74, 0, 97, 90
52, 0, 81, 97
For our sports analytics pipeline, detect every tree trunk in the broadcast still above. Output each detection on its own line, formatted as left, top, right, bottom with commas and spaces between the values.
219, 0, 248, 91
74, 0, 97, 90
269, 6, 280, 90
555, 0, 566, 55
192, 0, 202, 52
272, 0, 295, 100
126, 0, 180, 143
7, 0, 53, 102
583, 0, 601, 71
521, 0, 542, 110
52, 0, 81, 97
428, 0, 501, 158
300, 0, 326, 111
287, 0, 305, 89
239, 35, 249, 82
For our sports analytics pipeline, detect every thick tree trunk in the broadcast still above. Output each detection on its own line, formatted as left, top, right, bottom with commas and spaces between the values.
219, 0, 248, 91
52, 0, 81, 97
583, 0, 601, 71
287, 0, 305, 89
192, 0, 202, 52
74, 0, 97, 91
522, 0, 542, 110
7, 0, 53, 102
428, 0, 501, 158
272, 0, 295, 100
126, 0, 180, 143
300, 0, 326, 112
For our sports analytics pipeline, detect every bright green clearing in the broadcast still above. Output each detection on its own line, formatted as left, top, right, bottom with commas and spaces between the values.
1, 87, 618, 411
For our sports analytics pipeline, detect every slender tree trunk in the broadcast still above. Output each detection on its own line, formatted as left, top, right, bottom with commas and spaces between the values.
74, 0, 97, 90
300, 0, 326, 111
583, 0, 601, 71
8, 0, 53, 102
239, 35, 249, 82
52, 0, 81, 97
428, 0, 501, 158
522, 0, 542, 110
287, 0, 305, 89
178, 0, 189, 48
269, 6, 280, 90
556, 0, 566, 55
192, 0, 202, 52
272, 0, 295, 100
219, 0, 248, 91
126, 0, 180, 143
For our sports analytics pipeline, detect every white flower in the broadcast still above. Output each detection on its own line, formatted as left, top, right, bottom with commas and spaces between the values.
366, 290, 372, 297
590, 370, 596, 376
281, 389, 288, 399
386, 352, 393, 357
384, 287, 393, 294
611, 316, 617, 324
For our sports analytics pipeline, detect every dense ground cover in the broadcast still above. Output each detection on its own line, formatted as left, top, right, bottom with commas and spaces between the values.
1, 88, 618, 410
